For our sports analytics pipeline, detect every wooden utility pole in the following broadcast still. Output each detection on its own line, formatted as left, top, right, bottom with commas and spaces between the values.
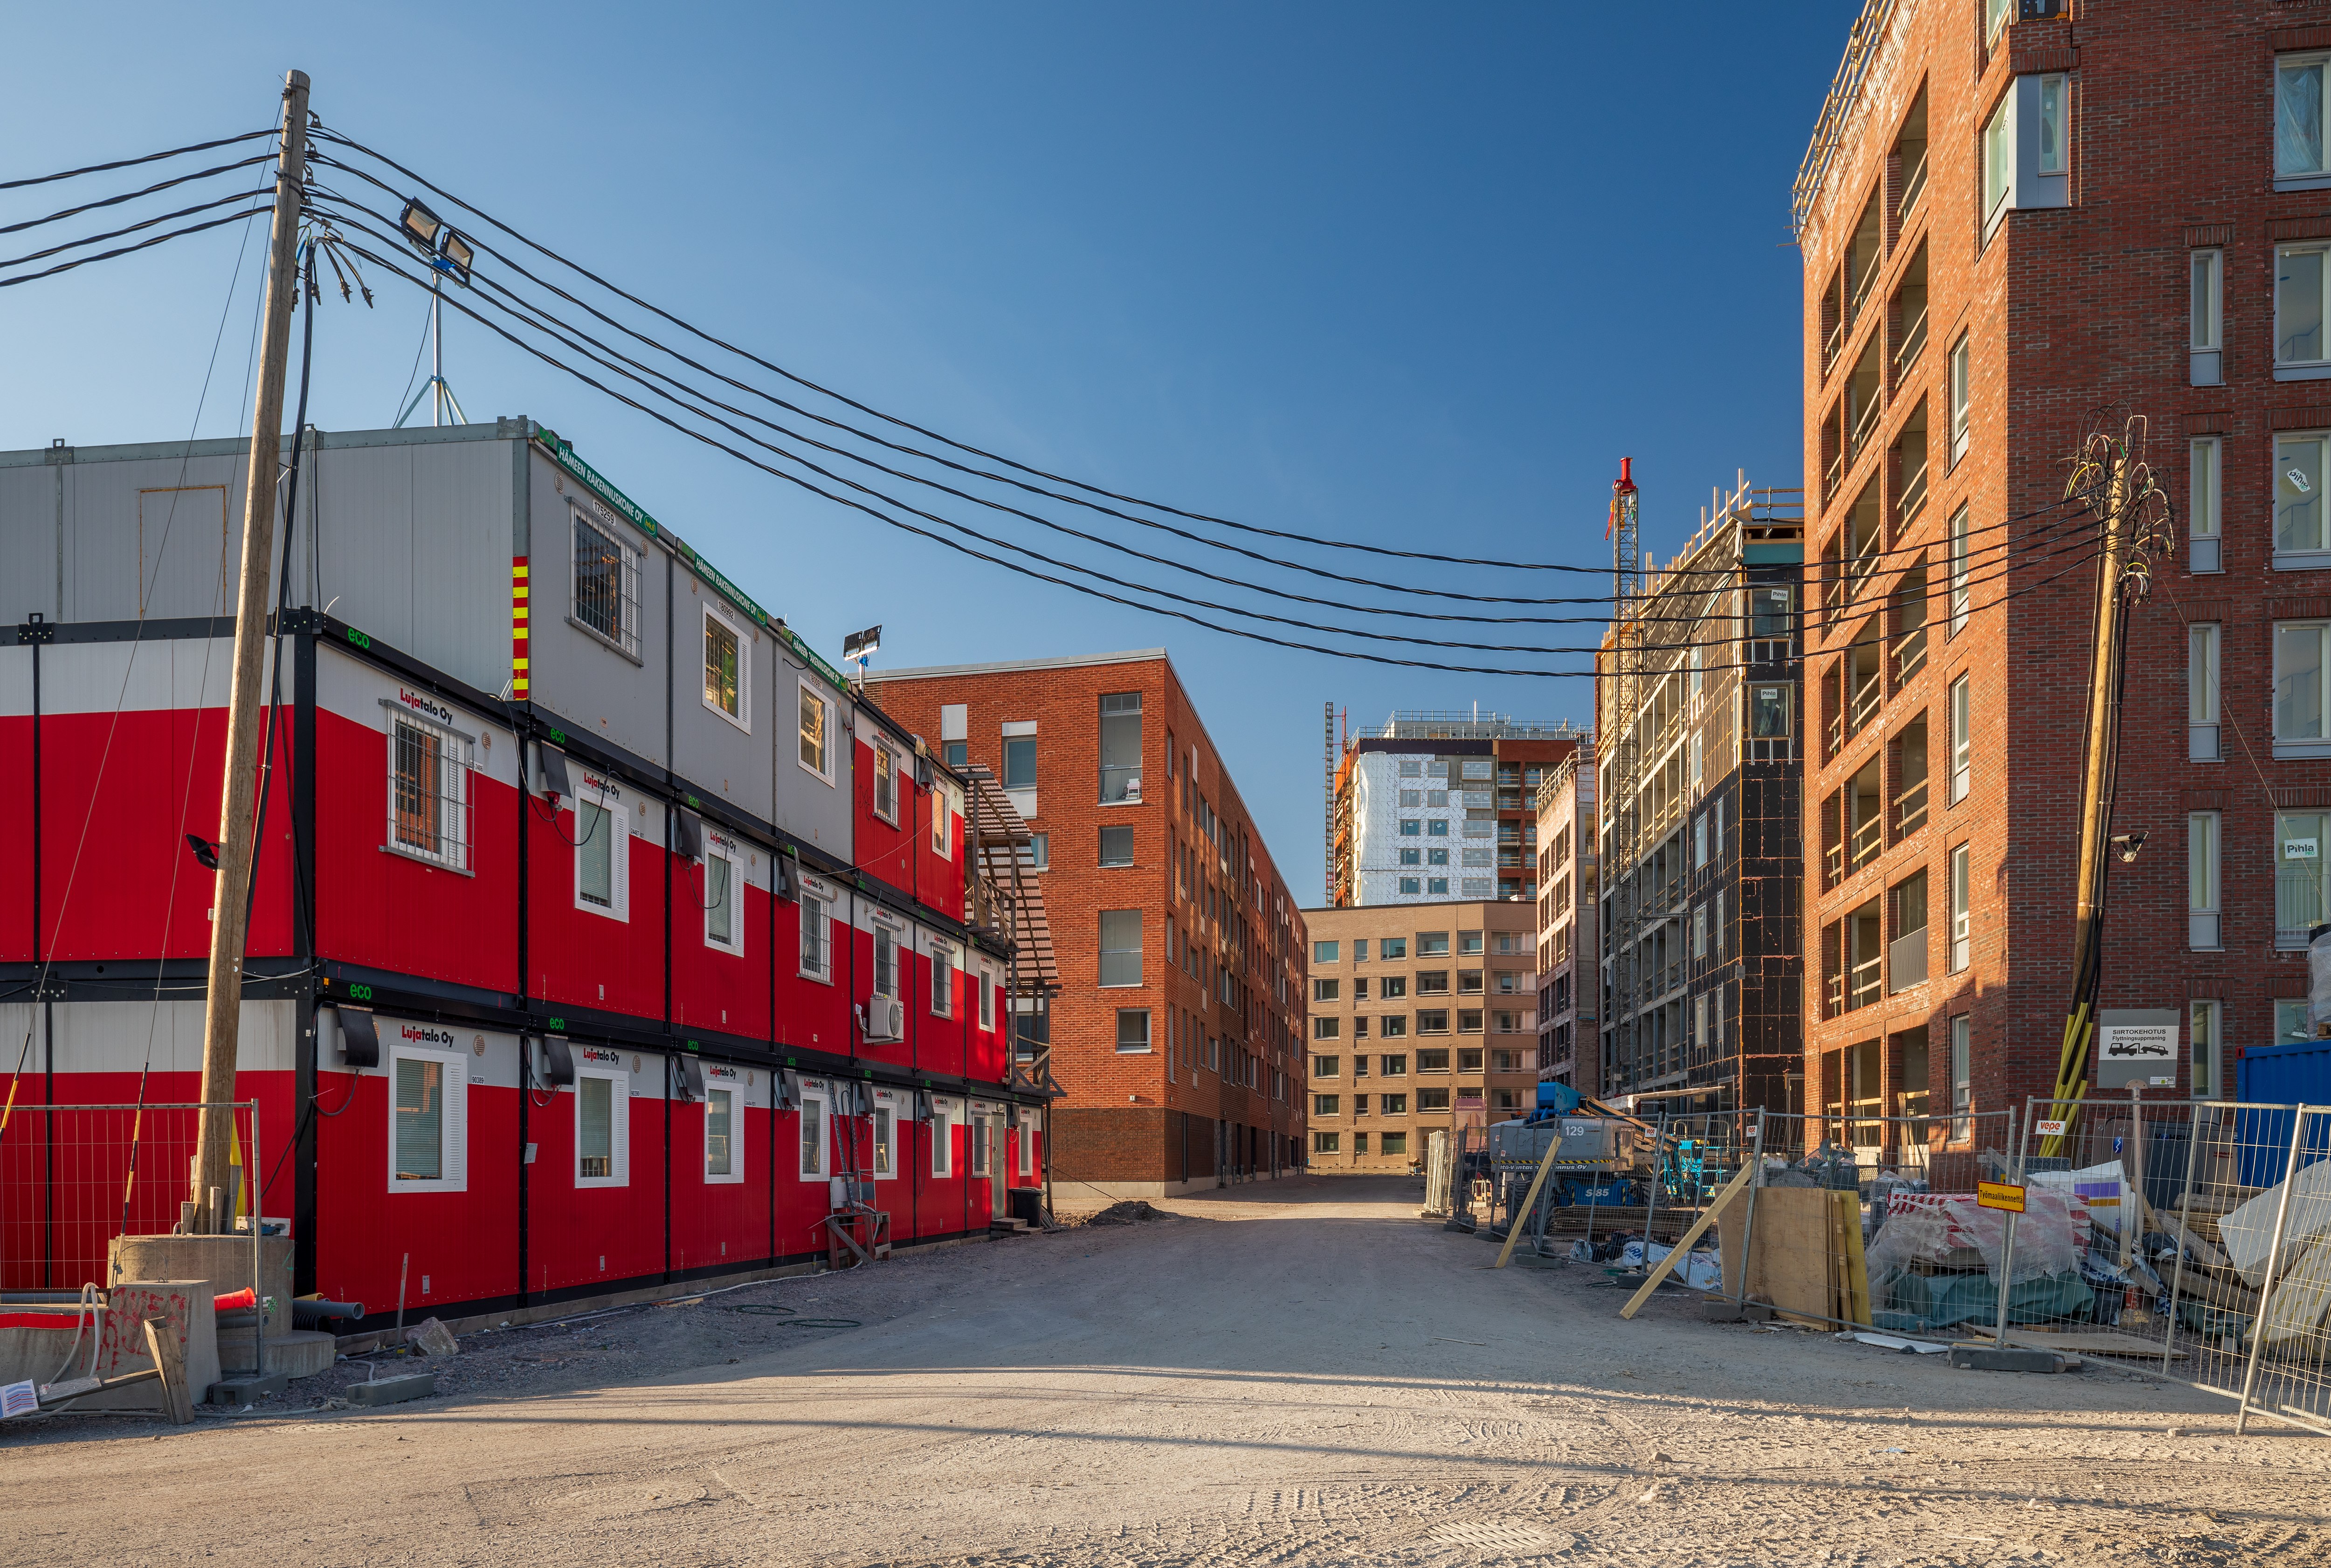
190, 69, 310, 1232
2046, 440, 2134, 1151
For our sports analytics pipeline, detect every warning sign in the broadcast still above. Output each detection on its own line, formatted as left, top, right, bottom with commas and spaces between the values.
2034, 1119, 2067, 1137
1976, 1181, 2027, 1214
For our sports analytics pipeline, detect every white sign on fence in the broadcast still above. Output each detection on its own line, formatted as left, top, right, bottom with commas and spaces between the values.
2096, 1008, 2181, 1088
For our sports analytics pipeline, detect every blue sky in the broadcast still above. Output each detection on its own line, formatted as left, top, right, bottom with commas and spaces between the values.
0, 2, 1858, 901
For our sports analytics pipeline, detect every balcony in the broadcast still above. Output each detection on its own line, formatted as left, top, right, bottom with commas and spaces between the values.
1888, 926, 1928, 992
1892, 305, 1928, 383
1897, 150, 1928, 228
1893, 775, 1929, 838
1848, 672, 1881, 735
1893, 622, 1927, 685
1895, 460, 1928, 532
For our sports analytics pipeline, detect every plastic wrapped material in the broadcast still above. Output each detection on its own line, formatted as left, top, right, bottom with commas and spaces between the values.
2310, 925, 2331, 1029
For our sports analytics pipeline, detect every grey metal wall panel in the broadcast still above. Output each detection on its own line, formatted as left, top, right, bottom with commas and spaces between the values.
0, 644, 29, 718
61, 449, 255, 623
37, 635, 254, 716
408, 439, 515, 695
0, 463, 60, 622
526, 449, 669, 768
309, 442, 416, 654
773, 654, 852, 856
50, 998, 296, 1075
671, 568, 776, 826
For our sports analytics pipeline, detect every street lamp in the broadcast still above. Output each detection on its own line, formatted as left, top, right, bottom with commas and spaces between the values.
393, 195, 475, 427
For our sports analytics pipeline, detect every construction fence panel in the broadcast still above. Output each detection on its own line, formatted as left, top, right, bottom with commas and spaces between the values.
1728, 1109, 2014, 1332
1993, 1095, 2331, 1437
1479, 1111, 1760, 1270
0, 1102, 262, 1297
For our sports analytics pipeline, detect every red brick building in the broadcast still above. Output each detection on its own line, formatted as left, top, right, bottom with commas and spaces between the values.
1799, 0, 2320, 1143
870, 650, 1307, 1197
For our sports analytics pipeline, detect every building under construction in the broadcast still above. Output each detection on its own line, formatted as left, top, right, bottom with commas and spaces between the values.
1596, 473, 1805, 1114
1325, 711, 1586, 908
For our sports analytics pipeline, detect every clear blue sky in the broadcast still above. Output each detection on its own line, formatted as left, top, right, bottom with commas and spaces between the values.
1, 2, 1858, 901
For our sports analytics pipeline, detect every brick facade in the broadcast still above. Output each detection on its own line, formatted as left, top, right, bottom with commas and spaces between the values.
1799, 0, 2323, 1144
870, 650, 1306, 1197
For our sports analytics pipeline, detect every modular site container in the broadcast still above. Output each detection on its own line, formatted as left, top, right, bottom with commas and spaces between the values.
0, 420, 1045, 1327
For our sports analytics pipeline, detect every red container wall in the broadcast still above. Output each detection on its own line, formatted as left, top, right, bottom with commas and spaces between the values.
0, 708, 31, 962
527, 801, 667, 1022
773, 898, 850, 1056
526, 1078, 669, 1294
667, 1082, 774, 1275
312, 707, 519, 992
40, 707, 296, 962
913, 797, 964, 924
670, 876, 771, 1040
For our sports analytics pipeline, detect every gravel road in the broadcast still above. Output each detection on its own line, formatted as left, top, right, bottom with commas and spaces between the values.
4, 1175, 2323, 1566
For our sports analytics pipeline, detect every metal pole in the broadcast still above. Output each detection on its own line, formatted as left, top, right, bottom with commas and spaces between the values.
2124, 1082, 2143, 1275
1641, 1111, 1668, 1256
2161, 1096, 2207, 1376
1734, 1107, 1766, 1306
2235, 1105, 2315, 1436
1992, 1102, 2026, 1347
192, 69, 310, 1231
429, 274, 444, 426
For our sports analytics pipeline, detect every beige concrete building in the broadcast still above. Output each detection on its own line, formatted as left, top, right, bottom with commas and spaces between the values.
1297, 899, 1538, 1172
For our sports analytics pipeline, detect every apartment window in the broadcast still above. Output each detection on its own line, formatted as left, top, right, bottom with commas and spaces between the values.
2276, 622, 2331, 754
1416, 1009, 1449, 1035
1314, 1132, 1341, 1154
2277, 812, 2331, 945
1352, 1016, 1370, 1039
1398, 877, 1421, 895
1381, 937, 1407, 959
2191, 251, 2223, 386
1983, 96, 2011, 221
2192, 1000, 2224, 1100
1457, 1009, 1484, 1035
2278, 435, 2331, 565
571, 508, 641, 659
1985, 0, 2009, 45
1949, 337, 1971, 464
1099, 692, 1142, 803
799, 891, 831, 981
799, 1088, 828, 1179
1415, 1088, 1449, 1113
932, 943, 955, 1016
1116, 1008, 1152, 1053
1949, 842, 1971, 974
1428, 877, 1450, 896
1312, 1054, 1340, 1078
1352, 939, 1369, 961
1948, 1015, 1972, 1142
1457, 1047, 1484, 1072
1427, 821, 1450, 838
1399, 819, 1421, 838
2190, 811, 2222, 950
1949, 675, 1972, 802
2036, 74, 2067, 175
1099, 910, 1142, 987
704, 1085, 737, 1181
1418, 932, 1450, 957
2180, 437, 2222, 574
703, 604, 747, 729
389, 1044, 465, 1193
1314, 978, 1340, 1002
1459, 931, 1484, 956
2190, 623, 2221, 761
2278, 52, 2331, 185
2279, 249, 2331, 373
1002, 733, 1037, 790
703, 837, 743, 956
943, 740, 966, 769
971, 1115, 992, 1178
1026, 833, 1049, 872
1415, 971, 1449, 995
1352, 1132, 1368, 1154
1381, 1054, 1407, 1076
872, 924, 898, 999
1099, 825, 1134, 867
387, 714, 472, 872
798, 684, 831, 780
1314, 1095, 1340, 1117
1693, 904, 1707, 959
979, 971, 995, 1030
872, 1104, 897, 1178
1947, 505, 1971, 633
1415, 1049, 1448, 1072
575, 787, 629, 921
575, 1065, 629, 1188
1380, 1015, 1408, 1038
873, 744, 898, 822
933, 785, 952, 857
1748, 684, 1791, 738
1313, 1016, 1341, 1040
1314, 940, 1340, 964
1381, 1093, 1408, 1116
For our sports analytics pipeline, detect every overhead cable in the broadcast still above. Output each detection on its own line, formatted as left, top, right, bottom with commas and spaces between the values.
0, 206, 271, 289
0, 152, 275, 236
0, 127, 274, 192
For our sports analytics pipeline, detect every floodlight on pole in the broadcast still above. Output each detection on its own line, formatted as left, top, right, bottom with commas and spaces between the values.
393, 196, 473, 429
398, 198, 443, 255
843, 624, 881, 690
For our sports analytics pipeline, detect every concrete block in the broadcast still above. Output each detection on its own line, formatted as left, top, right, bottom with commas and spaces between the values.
208, 1372, 289, 1405
1948, 1345, 2080, 1374
80, 1282, 221, 1410
110, 1235, 295, 1338
265, 1330, 338, 1379
346, 1372, 436, 1407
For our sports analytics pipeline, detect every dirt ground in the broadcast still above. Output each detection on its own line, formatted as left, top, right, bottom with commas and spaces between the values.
5, 1175, 2325, 1567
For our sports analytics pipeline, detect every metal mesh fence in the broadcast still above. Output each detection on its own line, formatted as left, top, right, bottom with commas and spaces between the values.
0, 1102, 261, 1294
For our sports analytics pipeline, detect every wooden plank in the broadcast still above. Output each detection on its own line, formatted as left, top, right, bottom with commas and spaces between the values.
143, 1315, 194, 1425
1749, 1187, 1839, 1326
1840, 1190, 1872, 1327
1617, 1166, 1755, 1320
1493, 1135, 1569, 1269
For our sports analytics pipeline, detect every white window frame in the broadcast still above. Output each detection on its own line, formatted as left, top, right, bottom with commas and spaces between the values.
930, 1097, 957, 1177
573, 1062, 631, 1191
1985, 0, 2009, 46
2276, 810, 2331, 947
570, 504, 643, 661
2277, 51, 2331, 189
702, 832, 745, 956
1982, 94, 2013, 228
703, 1081, 744, 1184
931, 941, 955, 1018
932, 783, 952, 858
797, 680, 834, 784
1949, 1014, 1972, 1143
2276, 432, 2331, 564
1949, 841, 1971, 975
701, 600, 750, 732
1018, 1121, 1035, 1177
797, 1082, 829, 1180
798, 887, 833, 982
1099, 909, 1142, 988
1949, 338, 1971, 465
575, 783, 631, 922
2275, 620, 2331, 756
2192, 1000, 2225, 1100
2190, 622, 2222, 761
871, 1099, 897, 1180
387, 1038, 467, 1195
2189, 436, 2222, 571
1116, 1007, 1152, 1054
978, 968, 996, 1030
384, 708, 474, 875
1948, 505, 1971, 633
2276, 245, 2331, 378
872, 741, 898, 824
1949, 675, 1972, 803
872, 921, 899, 1000
2190, 810, 2222, 951
2036, 74, 2067, 176
2191, 251, 2224, 387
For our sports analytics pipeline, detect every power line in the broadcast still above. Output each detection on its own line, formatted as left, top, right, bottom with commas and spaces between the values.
0, 127, 272, 192
0, 206, 271, 289
0, 152, 274, 236
0, 187, 269, 273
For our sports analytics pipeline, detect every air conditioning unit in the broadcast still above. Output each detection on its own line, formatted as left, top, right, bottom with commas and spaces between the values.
863, 997, 903, 1041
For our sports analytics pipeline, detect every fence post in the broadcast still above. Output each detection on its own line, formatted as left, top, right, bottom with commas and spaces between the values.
2235, 1103, 2315, 1437
1992, 1101, 2028, 1347
2124, 1083, 2143, 1274
1734, 1107, 1767, 1307
2161, 1097, 2207, 1377
1641, 1112, 1669, 1250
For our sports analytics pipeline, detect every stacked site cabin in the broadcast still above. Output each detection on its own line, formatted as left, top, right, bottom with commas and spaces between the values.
0, 418, 1044, 1325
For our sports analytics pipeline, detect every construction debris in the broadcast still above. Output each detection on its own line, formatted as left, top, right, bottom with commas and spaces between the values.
407, 1317, 460, 1358
1081, 1201, 1170, 1227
